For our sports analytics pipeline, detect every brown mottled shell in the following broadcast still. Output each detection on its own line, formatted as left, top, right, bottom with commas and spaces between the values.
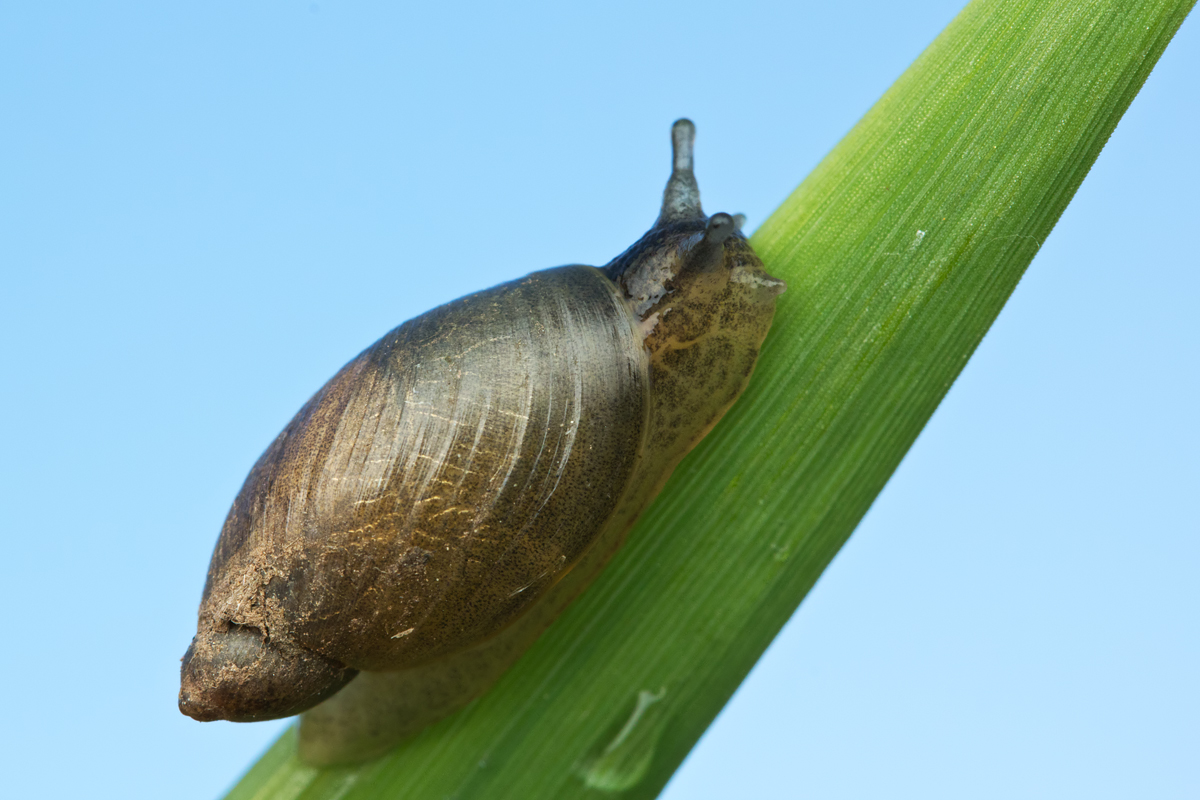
218, 267, 645, 667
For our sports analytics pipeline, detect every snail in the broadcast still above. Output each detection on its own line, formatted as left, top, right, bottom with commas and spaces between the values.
179, 119, 785, 763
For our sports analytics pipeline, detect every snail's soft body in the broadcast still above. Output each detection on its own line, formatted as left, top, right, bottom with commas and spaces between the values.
180, 120, 785, 764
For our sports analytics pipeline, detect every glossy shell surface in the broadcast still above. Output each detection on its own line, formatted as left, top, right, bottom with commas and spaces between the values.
209, 268, 646, 666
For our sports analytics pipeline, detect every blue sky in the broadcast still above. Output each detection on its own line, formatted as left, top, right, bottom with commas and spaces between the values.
1, 2, 1196, 798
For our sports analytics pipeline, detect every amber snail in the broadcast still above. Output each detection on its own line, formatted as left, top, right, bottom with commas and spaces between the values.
179, 119, 785, 764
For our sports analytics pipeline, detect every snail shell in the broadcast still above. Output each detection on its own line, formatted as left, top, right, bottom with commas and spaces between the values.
179, 120, 786, 745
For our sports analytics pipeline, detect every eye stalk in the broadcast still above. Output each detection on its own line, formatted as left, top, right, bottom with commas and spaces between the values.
605, 119, 736, 281
657, 118, 704, 225
704, 212, 738, 246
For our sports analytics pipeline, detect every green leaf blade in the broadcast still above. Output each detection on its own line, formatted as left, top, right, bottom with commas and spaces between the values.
225, 1, 1195, 797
